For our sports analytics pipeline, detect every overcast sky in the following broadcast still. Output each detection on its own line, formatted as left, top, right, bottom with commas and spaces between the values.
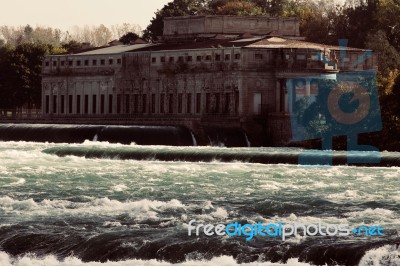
0, 0, 172, 31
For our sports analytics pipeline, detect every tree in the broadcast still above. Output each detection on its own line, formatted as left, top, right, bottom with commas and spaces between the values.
110, 23, 142, 40
92, 24, 113, 47
0, 25, 64, 47
143, 0, 208, 42
365, 30, 400, 75
250, 0, 289, 16
69, 24, 113, 47
337, 0, 377, 48
15, 43, 50, 108
23, 25, 33, 43
61, 40, 89, 54
210, 0, 263, 15
0, 46, 31, 110
119, 32, 139, 44
374, 0, 400, 51
0, 46, 15, 109
0, 43, 50, 110
0, 26, 25, 46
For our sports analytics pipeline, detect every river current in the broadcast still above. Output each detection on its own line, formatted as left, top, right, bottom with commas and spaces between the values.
0, 141, 399, 265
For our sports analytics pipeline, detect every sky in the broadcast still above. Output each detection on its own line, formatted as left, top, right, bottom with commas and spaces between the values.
0, 0, 172, 32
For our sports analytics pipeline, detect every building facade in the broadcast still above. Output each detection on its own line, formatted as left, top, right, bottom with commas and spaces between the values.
42, 16, 377, 146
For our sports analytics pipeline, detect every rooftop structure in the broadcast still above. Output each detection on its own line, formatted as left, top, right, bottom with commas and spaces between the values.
163, 15, 300, 40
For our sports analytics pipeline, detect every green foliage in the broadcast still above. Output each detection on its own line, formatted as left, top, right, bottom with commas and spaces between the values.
119, 32, 139, 44
143, 0, 208, 42
377, 69, 399, 95
0, 25, 63, 47
51, 47, 68, 55
342, 0, 377, 48
0, 43, 50, 109
61, 40, 90, 54
365, 30, 400, 74
251, 0, 289, 16
211, 0, 264, 15
386, 74, 400, 115
375, 0, 400, 51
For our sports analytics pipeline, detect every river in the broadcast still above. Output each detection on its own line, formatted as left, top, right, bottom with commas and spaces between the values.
0, 140, 399, 265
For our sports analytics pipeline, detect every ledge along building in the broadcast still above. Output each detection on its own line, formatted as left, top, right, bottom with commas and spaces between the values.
42, 15, 377, 146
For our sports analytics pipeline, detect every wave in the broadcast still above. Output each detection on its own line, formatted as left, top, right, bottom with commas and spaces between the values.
0, 252, 312, 266
1, 196, 398, 231
43, 145, 400, 167
1, 245, 400, 265
0, 196, 187, 221
0, 200, 398, 266
1, 178, 26, 187
358, 245, 400, 266
0, 197, 231, 225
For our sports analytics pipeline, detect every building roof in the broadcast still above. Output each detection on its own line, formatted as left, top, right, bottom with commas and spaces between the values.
54, 37, 367, 57
129, 36, 368, 53
247, 37, 368, 51
75, 44, 155, 55
131, 38, 258, 52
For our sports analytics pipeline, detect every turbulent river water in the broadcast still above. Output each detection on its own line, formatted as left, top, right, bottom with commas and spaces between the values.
0, 141, 399, 266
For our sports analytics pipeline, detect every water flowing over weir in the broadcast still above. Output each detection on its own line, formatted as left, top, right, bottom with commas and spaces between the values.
43, 145, 400, 167
0, 124, 251, 147
203, 127, 250, 147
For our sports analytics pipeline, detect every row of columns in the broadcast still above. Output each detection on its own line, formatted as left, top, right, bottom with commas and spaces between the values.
45, 93, 114, 115
44, 91, 241, 116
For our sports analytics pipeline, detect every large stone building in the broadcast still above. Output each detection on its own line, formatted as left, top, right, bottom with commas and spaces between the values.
42, 15, 377, 146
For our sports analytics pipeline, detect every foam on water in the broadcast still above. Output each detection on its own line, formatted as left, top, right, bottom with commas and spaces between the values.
110, 184, 128, 192
326, 189, 385, 202
358, 245, 400, 266
251, 211, 399, 230
0, 196, 188, 221
0, 252, 312, 266
103, 221, 124, 228
343, 208, 398, 226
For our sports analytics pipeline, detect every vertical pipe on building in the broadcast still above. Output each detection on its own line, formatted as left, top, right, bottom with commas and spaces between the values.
41, 83, 45, 115
72, 81, 76, 115
65, 78, 68, 115
284, 79, 290, 113
112, 80, 116, 114
237, 63, 243, 116
157, 78, 160, 114
88, 81, 91, 114
57, 83, 60, 115
305, 79, 311, 97
288, 79, 293, 113
49, 82, 53, 115
276, 80, 280, 113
